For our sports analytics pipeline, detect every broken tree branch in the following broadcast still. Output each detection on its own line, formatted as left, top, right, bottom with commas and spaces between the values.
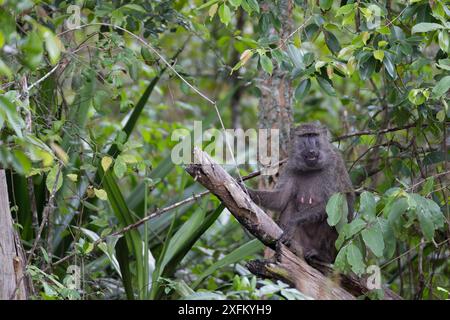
186, 147, 283, 247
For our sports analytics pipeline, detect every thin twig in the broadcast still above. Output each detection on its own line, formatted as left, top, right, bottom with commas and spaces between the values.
274, 16, 312, 50
27, 163, 63, 265
382, 238, 450, 270
408, 171, 450, 191
27, 64, 60, 92
414, 238, 425, 299
334, 122, 449, 141
385, 5, 409, 27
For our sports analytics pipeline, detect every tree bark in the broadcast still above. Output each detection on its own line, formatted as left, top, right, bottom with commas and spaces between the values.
257, 0, 294, 187
257, 1, 295, 259
0, 170, 30, 300
230, 8, 245, 129
185, 148, 402, 300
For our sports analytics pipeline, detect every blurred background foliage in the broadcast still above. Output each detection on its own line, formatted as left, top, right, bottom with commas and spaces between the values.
0, 0, 448, 300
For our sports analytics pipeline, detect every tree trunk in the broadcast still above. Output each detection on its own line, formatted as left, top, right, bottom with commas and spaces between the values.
257, 0, 294, 188
257, 1, 294, 259
0, 170, 29, 300
230, 8, 245, 129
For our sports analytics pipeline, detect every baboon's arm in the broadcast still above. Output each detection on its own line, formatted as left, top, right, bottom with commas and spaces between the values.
240, 175, 292, 212
245, 188, 289, 212
294, 207, 327, 225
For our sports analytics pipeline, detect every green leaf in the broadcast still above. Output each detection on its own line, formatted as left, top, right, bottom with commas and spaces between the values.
360, 191, 376, 220
218, 4, 231, 26
335, 228, 347, 250
245, 0, 260, 14
436, 110, 446, 122
319, 0, 333, 11
316, 76, 336, 96
101, 156, 113, 172
100, 167, 145, 299
347, 56, 357, 75
162, 204, 224, 280
326, 193, 347, 226
67, 173, 78, 182
260, 54, 273, 75
432, 76, 450, 98
361, 225, 385, 257
46, 165, 63, 193
0, 58, 12, 80
115, 237, 134, 299
412, 22, 443, 33
121, 154, 137, 164
408, 89, 428, 105
21, 31, 43, 70
437, 59, 450, 71
334, 246, 348, 271
387, 197, 408, 231
424, 198, 445, 229
193, 239, 264, 288
421, 178, 434, 196
336, 4, 354, 16
373, 49, 384, 62
121, 4, 147, 12
324, 30, 341, 54
196, 0, 220, 10
410, 194, 444, 241
114, 156, 127, 178
229, 0, 242, 7
94, 188, 108, 201
159, 208, 207, 273
359, 58, 376, 80
79, 227, 122, 277
141, 47, 154, 64
438, 31, 449, 52
383, 52, 396, 79
42, 29, 62, 65
295, 78, 311, 100
379, 218, 396, 259
416, 207, 435, 241
0, 96, 24, 138
346, 243, 366, 275
209, 3, 218, 18
287, 44, 304, 69
347, 218, 367, 237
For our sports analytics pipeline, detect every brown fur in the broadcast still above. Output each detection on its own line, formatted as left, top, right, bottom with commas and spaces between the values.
244, 122, 354, 264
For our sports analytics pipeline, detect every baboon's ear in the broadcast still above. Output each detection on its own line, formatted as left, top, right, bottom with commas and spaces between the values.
324, 128, 332, 141
314, 121, 331, 141
312, 120, 322, 127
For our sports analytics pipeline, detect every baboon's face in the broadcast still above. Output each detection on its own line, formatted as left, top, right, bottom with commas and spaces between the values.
290, 124, 333, 172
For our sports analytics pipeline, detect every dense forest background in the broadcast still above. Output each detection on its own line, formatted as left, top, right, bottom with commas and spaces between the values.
0, 0, 448, 300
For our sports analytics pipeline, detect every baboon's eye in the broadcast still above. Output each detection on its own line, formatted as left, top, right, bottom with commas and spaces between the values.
303, 133, 318, 138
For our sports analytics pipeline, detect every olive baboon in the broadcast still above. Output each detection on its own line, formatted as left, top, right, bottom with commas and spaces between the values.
242, 122, 354, 264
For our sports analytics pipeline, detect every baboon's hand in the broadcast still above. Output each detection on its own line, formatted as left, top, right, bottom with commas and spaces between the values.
237, 180, 254, 200
295, 215, 309, 226
278, 231, 293, 247
304, 249, 320, 263
236, 179, 246, 191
